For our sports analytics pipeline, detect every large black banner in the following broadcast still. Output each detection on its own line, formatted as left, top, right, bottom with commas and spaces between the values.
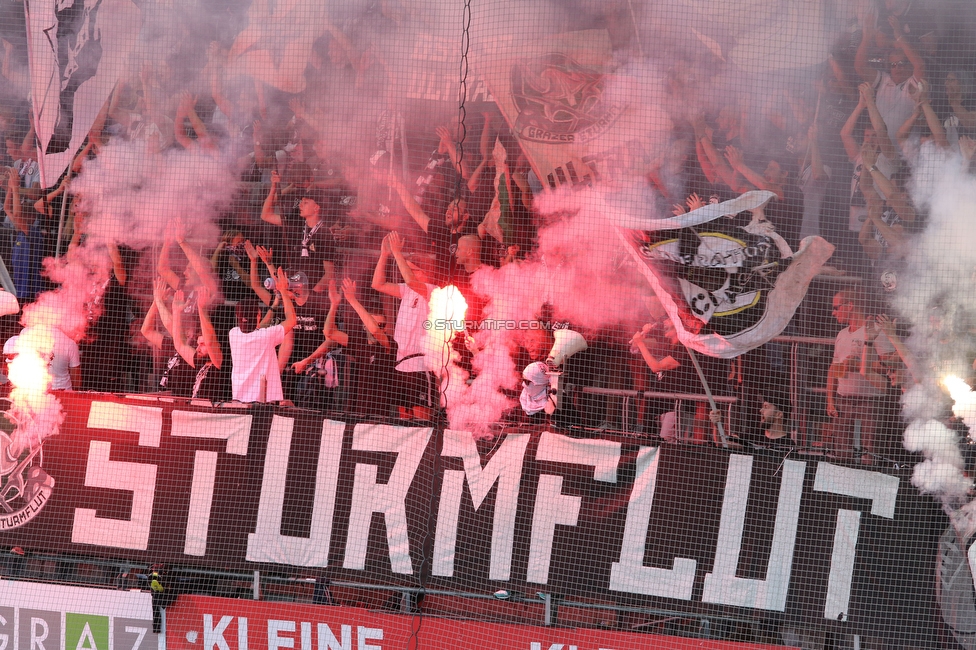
0, 394, 946, 644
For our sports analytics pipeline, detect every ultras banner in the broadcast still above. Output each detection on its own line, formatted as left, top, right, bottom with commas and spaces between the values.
0, 393, 946, 643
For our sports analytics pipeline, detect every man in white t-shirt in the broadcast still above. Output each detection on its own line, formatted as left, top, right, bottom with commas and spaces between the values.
825, 290, 887, 464
228, 268, 297, 402
372, 231, 438, 420
10, 326, 81, 390
855, 22, 926, 153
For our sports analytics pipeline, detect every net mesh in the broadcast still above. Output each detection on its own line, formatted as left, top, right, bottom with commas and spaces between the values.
0, 1, 972, 649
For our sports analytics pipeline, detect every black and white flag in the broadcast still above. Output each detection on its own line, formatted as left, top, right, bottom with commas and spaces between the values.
25, 0, 141, 188
617, 191, 835, 358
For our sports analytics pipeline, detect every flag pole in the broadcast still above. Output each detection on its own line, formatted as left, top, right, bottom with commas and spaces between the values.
684, 346, 730, 448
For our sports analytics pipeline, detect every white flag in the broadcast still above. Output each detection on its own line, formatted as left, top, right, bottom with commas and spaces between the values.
25, 0, 142, 188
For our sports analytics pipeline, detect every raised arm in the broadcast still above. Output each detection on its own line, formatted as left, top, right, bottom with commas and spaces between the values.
913, 80, 949, 149
260, 170, 283, 226
171, 291, 197, 368
244, 240, 273, 305
371, 235, 402, 298
343, 278, 389, 348
889, 15, 926, 82
157, 239, 182, 290
139, 301, 165, 350
841, 95, 867, 163
276, 267, 298, 334
178, 235, 219, 302
631, 326, 680, 374
387, 231, 429, 299
389, 174, 431, 232
153, 277, 175, 336
321, 279, 348, 347
107, 242, 127, 287
725, 146, 776, 198
855, 25, 880, 84
197, 285, 223, 369
860, 83, 900, 161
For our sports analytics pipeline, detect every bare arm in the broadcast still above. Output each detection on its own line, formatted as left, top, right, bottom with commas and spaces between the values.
140, 301, 165, 350
371, 238, 402, 298
197, 285, 222, 369
259, 170, 282, 226
244, 241, 273, 305
389, 174, 431, 232
387, 231, 429, 299
860, 83, 900, 161
171, 291, 196, 368
343, 278, 390, 348
826, 362, 843, 417
890, 16, 926, 82
157, 239, 182, 290
632, 330, 680, 374
321, 280, 348, 347
854, 25, 880, 84
277, 268, 298, 334
107, 242, 127, 287
178, 237, 219, 301
725, 146, 778, 198
841, 98, 867, 162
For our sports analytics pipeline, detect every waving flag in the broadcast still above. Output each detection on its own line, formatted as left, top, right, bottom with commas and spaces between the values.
617, 191, 835, 358
26, 0, 142, 188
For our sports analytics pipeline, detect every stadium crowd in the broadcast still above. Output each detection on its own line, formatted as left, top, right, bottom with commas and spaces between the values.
0, 0, 974, 463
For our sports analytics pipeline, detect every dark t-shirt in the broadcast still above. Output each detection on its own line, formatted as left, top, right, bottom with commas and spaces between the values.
345, 327, 398, 417
280, 210, 340, 286
427, 218, 479, 283
291, 294, 331, 363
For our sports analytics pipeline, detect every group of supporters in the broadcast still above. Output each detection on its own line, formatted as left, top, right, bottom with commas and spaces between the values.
0, 1, 972, 458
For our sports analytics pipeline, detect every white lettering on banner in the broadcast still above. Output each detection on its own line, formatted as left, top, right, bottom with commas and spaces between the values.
72, 403, 162, 550
204, 615, 233, 650
813, 463, 899, 621
702, 456, 806, 610
433, 431, 530, 580
357, 627, 382, 650
71, 441, 158, 550
343, 424, 433, 574
246, 418, 344, 566
317, 624, 351, 650
527, 433, 621, 584
172, 411, 253, 556
268, 620, 295, 650
123, 627, 146, 650
75, 623, 97, 650
30, 617, 48, 650
239, 618, 248, 650
609, 447, 697, 599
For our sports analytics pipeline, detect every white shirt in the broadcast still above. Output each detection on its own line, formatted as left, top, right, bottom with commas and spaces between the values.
833, 326, 885, 398
394, 283, 433, 373
49, 328, 80, 390
873, 71, 919, 152
229, 324, 285, 402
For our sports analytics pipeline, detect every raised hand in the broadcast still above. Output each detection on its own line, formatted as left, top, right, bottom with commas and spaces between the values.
244, 240, 257, 260
172, 290, 186, 312
256, 245, 273, 266
328, 278, 342, 305
686, 193, 705, 212
341, 277, 358, 301
724, 145, 744, 170
275, 267, 292, 298
386, 231, 405, 256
